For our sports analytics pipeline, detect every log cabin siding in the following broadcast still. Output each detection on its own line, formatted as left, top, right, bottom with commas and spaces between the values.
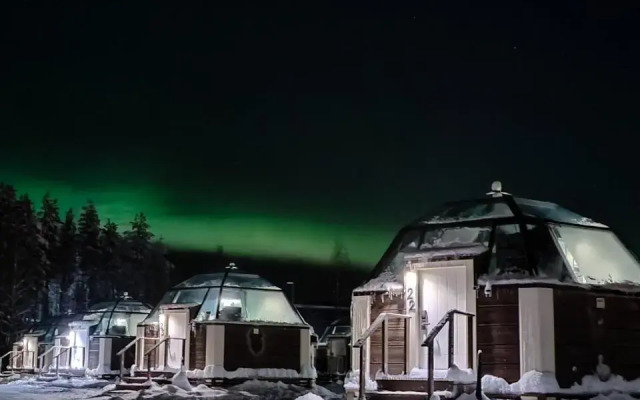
190, 324, 207, 370
143, 325, 159, 369
476, 285, 520, 383
369, 294, 407, 376
554, 288, 640, 387
223, 324, 302, 371
111, 337, 136, 370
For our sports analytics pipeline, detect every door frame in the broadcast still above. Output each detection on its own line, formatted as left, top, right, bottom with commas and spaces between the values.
160, 306, 192, 369
405, 258, 476, 371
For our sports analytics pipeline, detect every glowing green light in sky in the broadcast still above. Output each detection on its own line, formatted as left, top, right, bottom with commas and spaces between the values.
8, 175, 392, 267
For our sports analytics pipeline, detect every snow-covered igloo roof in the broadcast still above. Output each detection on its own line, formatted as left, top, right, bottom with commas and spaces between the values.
360, 183, 640, 290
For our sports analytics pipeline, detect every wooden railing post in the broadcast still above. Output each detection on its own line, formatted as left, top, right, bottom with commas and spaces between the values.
358, 347, 366, 400
428, 345, 434, 397
382, 316, 388, 374
467, 315, 474, 369
448, 313, 455, 368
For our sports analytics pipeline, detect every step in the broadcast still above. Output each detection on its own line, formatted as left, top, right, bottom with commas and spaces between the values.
133, 370, 176, 379
115, 382, 152, 391
376, 379, 463, 393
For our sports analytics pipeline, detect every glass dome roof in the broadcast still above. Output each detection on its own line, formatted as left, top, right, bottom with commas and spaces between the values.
366, 184, 640, 287
418, 196, 607, 228
143, 270, 304, 325
87, 299, 152, 313
173, 272, 280, 290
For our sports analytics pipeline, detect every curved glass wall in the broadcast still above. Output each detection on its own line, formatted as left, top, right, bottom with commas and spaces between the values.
144, 272, 304, 325
374, 195, 640, 286
72, 299, 151, 337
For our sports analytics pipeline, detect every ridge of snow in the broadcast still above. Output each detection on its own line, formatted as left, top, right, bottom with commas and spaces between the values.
353, 271, 403, 293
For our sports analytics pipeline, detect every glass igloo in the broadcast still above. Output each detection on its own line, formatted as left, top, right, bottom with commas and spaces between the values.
143, 271, 303, 325
369, 184, 640, 286
78, 298, 153, 337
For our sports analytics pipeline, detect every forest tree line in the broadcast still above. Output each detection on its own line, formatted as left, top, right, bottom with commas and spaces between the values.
0, 182, 173, 348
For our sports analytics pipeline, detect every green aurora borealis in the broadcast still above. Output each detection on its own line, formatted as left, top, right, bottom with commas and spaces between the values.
7, 174, 393, 267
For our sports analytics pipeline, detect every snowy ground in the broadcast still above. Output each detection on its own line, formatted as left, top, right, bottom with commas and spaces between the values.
0, 376, 344, 400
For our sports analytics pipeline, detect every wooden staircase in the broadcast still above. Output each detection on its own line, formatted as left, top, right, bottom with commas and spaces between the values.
351, 309, 477, 400
115, 370, 175, 390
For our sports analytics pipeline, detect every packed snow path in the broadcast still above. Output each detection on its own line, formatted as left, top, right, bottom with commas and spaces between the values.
0, 376, 343, 400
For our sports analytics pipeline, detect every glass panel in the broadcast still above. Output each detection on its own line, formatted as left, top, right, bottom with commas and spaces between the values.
174, 273, 225, 288
218, 288, 244, 321
223, 273, 279, 289
333, 326, 350, 335
174, 273, 279, 289
244, 291, 302, 324
420, 226, 491, 249
488, 224, 529, 276
552, 225, 640, 284
88, 302, 112, 312
173, 288, 208, 305
105, 312, 130, 336
144, 291, 177, 323
423, 200, 513, 224
399, 230, 421, 251
515, 198, 607, 228
525, 224, 570, 280
196, 290, 219, 321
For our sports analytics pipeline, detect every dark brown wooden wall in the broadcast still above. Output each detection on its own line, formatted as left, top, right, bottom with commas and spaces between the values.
110, 337, 136, 370
190, 324, 207, 370
223, 324, 302, 371
87, 338, 100, 370
554, 289, 640, 388
476, 285, 520, 383
143, 325, 159, 369
369, 294, 407, 376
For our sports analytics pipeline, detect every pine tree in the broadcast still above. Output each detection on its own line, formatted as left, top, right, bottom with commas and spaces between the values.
0, 189, 46, 347
100, 219, 122, 299
77, 201, 101, 309
331, 240, 350, 306
38, 192, 61, 318
57, 209, 78, 313
123, 213, 154, 299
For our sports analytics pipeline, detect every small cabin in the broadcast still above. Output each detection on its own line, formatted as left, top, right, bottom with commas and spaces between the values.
315, 318, 351, 381
51, 295, 151, 376
132, 266, 315, 384
8, 315, 76, 373
350, 183, 640, 393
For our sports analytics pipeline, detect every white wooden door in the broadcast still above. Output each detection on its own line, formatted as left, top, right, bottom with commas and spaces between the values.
166, 311, 188, 369
420, 266, 468, 371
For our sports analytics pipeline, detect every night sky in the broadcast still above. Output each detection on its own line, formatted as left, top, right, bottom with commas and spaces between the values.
1, 2, 639, 266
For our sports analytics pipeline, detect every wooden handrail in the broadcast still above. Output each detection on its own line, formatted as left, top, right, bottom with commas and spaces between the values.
420, 309, 475, 398
52, 346, 70, 376
353, 312, 411, 400
353, 312, 410, 348
144, 337, 186, 379
117, 336, 147, 380
0, 351, 14, 372
38, 346, 64, 372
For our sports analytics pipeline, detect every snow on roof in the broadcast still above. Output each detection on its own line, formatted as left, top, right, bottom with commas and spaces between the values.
353, 271, 403, 294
